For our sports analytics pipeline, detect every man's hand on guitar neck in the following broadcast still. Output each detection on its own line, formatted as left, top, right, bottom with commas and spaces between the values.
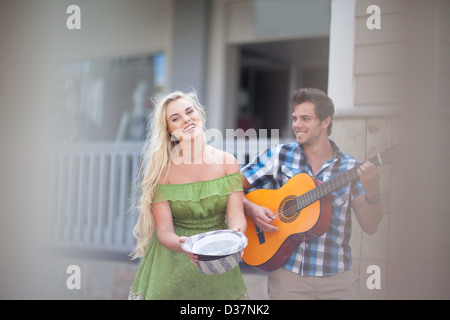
356, 160, 380, 200
243, 197, 279, 232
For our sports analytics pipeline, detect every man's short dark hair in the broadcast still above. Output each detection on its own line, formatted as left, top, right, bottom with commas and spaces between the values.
289, 88, 335, 136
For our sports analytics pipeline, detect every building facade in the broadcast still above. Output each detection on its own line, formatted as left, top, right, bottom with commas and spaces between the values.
3, 0, 448, 300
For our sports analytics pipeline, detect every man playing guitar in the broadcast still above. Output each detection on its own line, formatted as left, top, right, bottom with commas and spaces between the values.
241, 88, 382, 299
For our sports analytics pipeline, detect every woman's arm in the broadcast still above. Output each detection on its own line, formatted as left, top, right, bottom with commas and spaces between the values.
151, 201, 184, 252
152, 200, 199, 265
226, 190, 247, 233
223, 153, 247, 233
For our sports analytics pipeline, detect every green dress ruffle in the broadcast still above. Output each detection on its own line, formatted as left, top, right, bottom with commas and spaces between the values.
129, 172, 247, 300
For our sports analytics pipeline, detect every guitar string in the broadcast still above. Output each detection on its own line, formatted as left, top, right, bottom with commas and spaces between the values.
281, 174, 353, 217
262, 168, 361, 220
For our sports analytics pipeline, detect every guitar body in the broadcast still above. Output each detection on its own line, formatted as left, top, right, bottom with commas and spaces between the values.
243, 173, 332, 271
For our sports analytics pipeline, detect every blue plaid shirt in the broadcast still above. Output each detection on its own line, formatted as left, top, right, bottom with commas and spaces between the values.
241, 140, 365, 276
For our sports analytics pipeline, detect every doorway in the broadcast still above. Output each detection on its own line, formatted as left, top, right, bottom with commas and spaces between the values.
236, 37, 329, 138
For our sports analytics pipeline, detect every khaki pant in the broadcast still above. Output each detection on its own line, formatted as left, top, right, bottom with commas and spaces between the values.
268, 267, 358, 300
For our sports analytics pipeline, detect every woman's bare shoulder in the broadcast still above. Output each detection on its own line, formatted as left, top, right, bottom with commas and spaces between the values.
206, 145, 239, 174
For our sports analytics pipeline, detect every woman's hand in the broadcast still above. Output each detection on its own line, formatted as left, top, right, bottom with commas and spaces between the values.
179, 236, 199, 267
231, 227, 245, 259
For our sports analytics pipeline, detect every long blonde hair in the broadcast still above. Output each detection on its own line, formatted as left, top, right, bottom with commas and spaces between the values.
130, 91, 207, 259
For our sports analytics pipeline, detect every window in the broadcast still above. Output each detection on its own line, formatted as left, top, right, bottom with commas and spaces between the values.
50, 53, 166, 142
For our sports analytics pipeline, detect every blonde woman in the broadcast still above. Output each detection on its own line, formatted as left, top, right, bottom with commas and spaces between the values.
128, 91, 248, 300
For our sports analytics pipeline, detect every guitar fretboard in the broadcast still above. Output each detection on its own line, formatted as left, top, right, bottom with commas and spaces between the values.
295, 153, 381, 209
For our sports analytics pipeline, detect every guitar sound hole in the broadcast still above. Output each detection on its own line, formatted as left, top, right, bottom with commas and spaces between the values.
278, 195, 300, 223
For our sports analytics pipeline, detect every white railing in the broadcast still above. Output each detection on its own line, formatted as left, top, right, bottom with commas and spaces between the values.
46, 138, 287, 255
47, 143, 143, 254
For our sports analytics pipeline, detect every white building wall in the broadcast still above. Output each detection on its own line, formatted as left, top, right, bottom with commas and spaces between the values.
52, 0, 172, 61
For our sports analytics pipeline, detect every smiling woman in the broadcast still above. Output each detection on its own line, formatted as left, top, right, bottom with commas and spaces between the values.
128, 91, 248, 300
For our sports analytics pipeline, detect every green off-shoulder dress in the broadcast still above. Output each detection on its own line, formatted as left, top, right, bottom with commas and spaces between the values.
128, 172, 248, 300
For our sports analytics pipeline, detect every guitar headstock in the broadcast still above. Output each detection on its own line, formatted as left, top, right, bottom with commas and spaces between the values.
378, 143, 403, 165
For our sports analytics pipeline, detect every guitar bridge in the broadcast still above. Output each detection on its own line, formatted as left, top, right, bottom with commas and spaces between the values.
256, 226, 266, 244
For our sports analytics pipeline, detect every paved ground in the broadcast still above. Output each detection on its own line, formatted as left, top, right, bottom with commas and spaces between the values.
240, 264, 269, 300
49, 255, 269, 299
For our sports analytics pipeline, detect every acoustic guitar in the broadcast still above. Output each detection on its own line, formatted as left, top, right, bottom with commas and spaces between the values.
242, 144, 400, 271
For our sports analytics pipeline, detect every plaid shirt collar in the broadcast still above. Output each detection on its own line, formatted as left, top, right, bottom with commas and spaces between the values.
295, 139, 343, 177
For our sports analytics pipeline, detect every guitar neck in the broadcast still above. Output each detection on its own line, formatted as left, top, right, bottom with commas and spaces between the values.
296, 153, 382, 209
